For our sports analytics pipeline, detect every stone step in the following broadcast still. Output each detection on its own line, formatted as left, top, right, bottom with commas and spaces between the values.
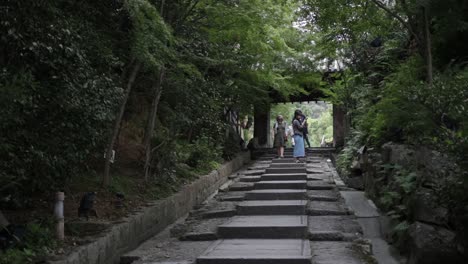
307, 181, 335, 190
218, 194, 245, 202
248, 165, 269, 170
270, 163, 306, 168
307, 168, 325, 174
307, 201, 348, 216
308, 216, 362, 241
271, 158, 296, 163
256, 157, 274, 161
261, 155, 293, 159
200, 209, 237, 219
237, 200, 307, 215
310, 241, 374, 264
261, 173, 307, 181
245, 189, 307, 200
239, 176, 261, 182
217, 215, 308, 239
307, 164, 324, 168
229, 182, 254, 191
180, 232, 218, 241
265, 167, 307, 174
196, 239, 312, 264
218, 195, 244, 202
307, 190, 339, 202
255, 180, 307, 190
243, 169, 264, 176
307, 174, 332, 181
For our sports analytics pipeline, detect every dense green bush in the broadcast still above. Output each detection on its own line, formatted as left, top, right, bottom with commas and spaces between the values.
0, 221, 56, 264
335, 130, 365, 178
0, 0, 124, 206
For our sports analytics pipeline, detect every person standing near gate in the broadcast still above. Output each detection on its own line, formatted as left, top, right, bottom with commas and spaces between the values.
302, 114, 311, 148
273, 115, 287, 158
292, 110, 306, 162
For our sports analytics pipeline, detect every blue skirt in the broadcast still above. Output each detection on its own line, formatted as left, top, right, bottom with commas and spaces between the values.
293, 135, 305, 157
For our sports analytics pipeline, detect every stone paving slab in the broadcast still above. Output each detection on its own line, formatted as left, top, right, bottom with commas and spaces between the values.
173, 218, 230, 241
307, 190, 339, 201
307, 174, 333, 181
308, 216, 362, 241
237, 200, 307, 215
196, 200, 237, 211
229, 182, 254, 191
255, 180, 307, 189
261, 173, 307, 181
310, 241, 374, 264
307, 164, 324, 169
307, 168, 325, 174
238, 176, 261, 182
217, 215, 308, 238
258, 155, 294, 160
307, 181, 335, 190
271, 158, 296, 163
142, 261, 193, 264
199, 209, 236, 219
245, 189, 307, 200
216, 192, 245, 202
340, 191, 379, 217
180, 232, 218, 241
123, 238, 212, 264
256, 160, 272, 164
243, 169, 264, 176
266, 167, 307, 174
197, 239, 312, 264
307, 201, 348, 216
219, 196, 243, 202
256, 156, 277, 161
248, 165, 270, 170
270, 163, 306, 168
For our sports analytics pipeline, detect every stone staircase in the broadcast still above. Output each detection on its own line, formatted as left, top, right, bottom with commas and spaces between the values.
121, 149, 375, 264
197, 152, 311, 264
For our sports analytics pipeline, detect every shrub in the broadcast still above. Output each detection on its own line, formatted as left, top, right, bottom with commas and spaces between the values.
0, 221, 56, 264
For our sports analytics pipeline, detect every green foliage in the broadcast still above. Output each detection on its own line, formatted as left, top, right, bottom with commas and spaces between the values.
377, 164, 417, 248
378, 164, 417, 215
0, 0, 124, 206
308, 106, 333, 146
336, 130, 365, 177
0, 222, 56, 264
184, 137, 222, 172
222, 126, 242, 161
270, 102, 333, 147
125, 0, 174, 69
1, 0, 315, 207
301, 0, 468, 254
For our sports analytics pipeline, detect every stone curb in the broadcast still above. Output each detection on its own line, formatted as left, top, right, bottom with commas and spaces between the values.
48, 151, 251, 264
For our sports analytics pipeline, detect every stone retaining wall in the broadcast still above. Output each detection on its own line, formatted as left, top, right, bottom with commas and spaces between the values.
49, 152, 250, 264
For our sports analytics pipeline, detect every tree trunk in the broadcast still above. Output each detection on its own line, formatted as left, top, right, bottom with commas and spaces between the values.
0, 210, 9, 229
422, 6, 433, 86
143, 68, 165, 181
160, 0, 165, 17
103, 61, 141, 187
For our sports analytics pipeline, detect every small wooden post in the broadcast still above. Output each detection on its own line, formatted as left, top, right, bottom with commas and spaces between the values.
54, 192, 65, 240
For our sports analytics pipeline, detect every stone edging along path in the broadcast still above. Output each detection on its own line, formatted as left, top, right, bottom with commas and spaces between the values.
48, 152, 251, 264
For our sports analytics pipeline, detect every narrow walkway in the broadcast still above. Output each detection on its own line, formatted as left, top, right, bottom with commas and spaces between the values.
122, 149, 376, 264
